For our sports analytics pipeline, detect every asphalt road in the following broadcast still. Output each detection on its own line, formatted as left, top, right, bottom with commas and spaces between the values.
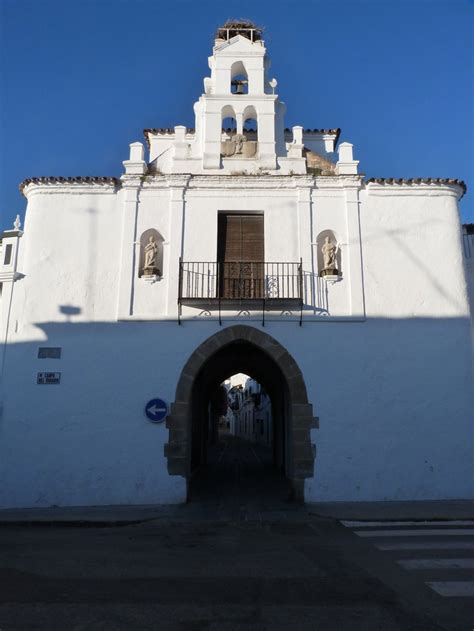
1, 514, 473, 630
0, 438, 471, 630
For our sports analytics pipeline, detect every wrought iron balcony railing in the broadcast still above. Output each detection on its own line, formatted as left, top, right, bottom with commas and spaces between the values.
179, 260, 303, 303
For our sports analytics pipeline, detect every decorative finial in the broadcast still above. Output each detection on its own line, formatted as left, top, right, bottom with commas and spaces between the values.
13, 214, 21, 231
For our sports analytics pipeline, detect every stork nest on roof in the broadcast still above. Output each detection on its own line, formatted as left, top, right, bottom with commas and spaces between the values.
216, 19, 263, 41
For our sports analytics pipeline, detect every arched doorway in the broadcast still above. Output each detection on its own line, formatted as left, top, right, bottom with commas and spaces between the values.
164, 326, 318, 501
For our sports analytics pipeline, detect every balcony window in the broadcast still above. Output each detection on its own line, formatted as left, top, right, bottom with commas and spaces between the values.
217, 213, 264, 298
178, 212, 303, 319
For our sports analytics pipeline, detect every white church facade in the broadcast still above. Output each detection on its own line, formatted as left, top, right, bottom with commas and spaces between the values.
0, 21, 472, 508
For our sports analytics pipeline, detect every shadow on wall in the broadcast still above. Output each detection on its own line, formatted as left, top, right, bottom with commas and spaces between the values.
0, 314, 472, 506
0, 314, 472, 422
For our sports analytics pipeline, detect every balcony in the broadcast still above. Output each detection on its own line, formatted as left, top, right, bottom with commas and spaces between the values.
178, 260, 303, 324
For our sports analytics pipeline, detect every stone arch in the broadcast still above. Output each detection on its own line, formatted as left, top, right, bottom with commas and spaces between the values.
221, 104, 237, 134
164, 325, 318, 500
243, 104, 258, 139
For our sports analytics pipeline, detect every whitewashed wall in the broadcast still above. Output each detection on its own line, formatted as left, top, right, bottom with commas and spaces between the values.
0, 178, 472, 508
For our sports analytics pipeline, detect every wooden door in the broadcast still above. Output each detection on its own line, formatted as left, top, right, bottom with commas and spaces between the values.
217, 214, 264, 298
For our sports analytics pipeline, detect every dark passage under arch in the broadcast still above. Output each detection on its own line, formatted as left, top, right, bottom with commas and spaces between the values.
164, 326, 318, 501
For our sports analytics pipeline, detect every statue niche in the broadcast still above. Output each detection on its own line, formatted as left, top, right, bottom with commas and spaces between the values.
317, 230, 341, 278
139, 229, 164, 278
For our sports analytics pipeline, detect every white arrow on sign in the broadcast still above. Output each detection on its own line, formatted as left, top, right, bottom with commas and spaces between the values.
147, 404, 167, 416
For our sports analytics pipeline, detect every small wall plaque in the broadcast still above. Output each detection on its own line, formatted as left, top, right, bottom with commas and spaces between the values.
38, 347, 62, 359
37, 372, 61, 385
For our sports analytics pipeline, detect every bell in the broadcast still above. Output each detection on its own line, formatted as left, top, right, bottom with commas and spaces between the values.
231, 79, 247, 95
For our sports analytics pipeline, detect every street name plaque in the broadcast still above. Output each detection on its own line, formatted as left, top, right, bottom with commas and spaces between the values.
37, 372, 61, 385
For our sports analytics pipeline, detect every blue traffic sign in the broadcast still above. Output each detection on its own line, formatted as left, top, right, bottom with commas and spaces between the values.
145, 398, 168, 423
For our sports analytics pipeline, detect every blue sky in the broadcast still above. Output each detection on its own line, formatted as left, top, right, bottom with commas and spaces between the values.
0, 0, 472, 229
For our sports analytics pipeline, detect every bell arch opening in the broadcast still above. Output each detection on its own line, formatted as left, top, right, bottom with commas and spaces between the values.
230, 61, 249, 94
164, 326, 318, 502
222, 104, 237, 136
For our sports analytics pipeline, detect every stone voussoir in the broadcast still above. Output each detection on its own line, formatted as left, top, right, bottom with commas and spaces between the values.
175, 373, 195, 402
169, 402, 189, 416
286, 376, 308, 402
292, 415, 316, 429
167, 456, 187, 476
291, 403, 314, 416
182, 353, 206, 378
292, 441, 315, 460
231, 325, 263, 345
219, 325, 244, 343
165, 413, 188, 430
164, 441, 187, 458
292, 429, 312, 443
282, 357, 303, 380
195, 335, 221, 360
168, 428, 187, 442
293, 460, 315, 478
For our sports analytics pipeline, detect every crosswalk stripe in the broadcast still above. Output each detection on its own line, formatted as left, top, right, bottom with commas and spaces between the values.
398, 558, 474, 570
376, 541, 474, 551
341, 520, 474, 528
343, 521, 474, 599
426, 581, 474, 597
354, 528, 474, 538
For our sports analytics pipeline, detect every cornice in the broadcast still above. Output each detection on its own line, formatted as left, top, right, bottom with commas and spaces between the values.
187, 174, 314, 190
24, 174, 462, 201
166, 174, 192, 188
0, 271, 22, 283
285, 128, 341, 143
139, 173, 363, 192
20, 176, 120, 198
143, 128, 195, 149
314, 175, 363, 190
365, 178, 466, 200
203, 94, 277, 103
120, 174, 143, 189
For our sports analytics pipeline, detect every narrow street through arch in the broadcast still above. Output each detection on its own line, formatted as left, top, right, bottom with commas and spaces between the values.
165, 326, 318, 504
190, 434, 293, 507
187, 350, 294, 506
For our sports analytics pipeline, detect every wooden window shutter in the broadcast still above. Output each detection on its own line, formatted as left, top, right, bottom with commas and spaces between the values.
241, 215, 264, 261
217, 214, 264, 298
217, 214, 264, 262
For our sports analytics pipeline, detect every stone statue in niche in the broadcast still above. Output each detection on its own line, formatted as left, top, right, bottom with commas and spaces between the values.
321, 236, 339, 276
143, 236, 160, 277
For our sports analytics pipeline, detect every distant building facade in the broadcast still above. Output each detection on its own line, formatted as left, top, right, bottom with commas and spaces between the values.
229, 376, 272, 448
0, 21, 472, 508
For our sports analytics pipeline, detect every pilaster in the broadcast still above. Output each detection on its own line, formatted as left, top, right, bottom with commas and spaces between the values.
165, 175, 191, 315
296, 181, 315, 312
257, 111, 277, 169
344, 182, 365, 318
116, 175, 142, 319
203, 111, 222, 169
0, 222, 23, 382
